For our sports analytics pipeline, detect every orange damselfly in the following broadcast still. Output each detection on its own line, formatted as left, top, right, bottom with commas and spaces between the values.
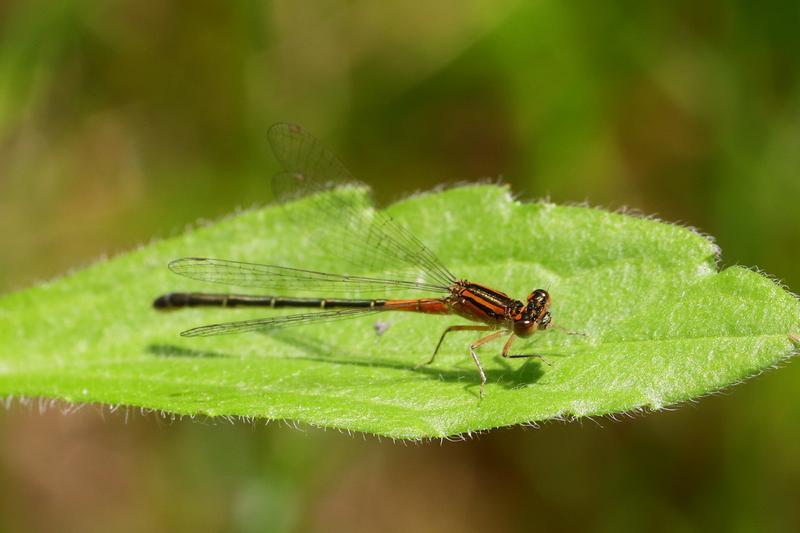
154, 123, 564, 397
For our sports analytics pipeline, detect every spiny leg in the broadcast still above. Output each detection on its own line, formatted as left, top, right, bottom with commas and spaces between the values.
502, 333, 551, 366
502, 333, 517, 357
416, 324, 493, 369
469, 330, 508, 398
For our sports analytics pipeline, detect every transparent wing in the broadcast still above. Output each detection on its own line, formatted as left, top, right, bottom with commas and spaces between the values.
266, 123, 457, 289
180, 301, 412, 337
268, 122, 354, 187
169, 257, 449, 296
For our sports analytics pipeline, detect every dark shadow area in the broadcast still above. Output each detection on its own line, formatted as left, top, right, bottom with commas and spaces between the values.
267, 329, 562, 395
283, 352, 548, 396
272, 326, 564, 388
147, 322, 576, 396
147, 330, 567, 395
147, 344, 231, 359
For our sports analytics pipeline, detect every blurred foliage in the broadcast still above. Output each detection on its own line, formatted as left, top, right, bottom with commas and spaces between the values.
1, 0, 799, 531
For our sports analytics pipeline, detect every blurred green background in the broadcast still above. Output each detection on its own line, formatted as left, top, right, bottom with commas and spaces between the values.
1, 1, 799, 531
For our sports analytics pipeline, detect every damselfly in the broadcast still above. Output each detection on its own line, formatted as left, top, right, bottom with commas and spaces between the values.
154, 123, 567, 397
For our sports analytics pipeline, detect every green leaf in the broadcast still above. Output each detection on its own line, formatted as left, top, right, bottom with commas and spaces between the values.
2, 185, 799, 439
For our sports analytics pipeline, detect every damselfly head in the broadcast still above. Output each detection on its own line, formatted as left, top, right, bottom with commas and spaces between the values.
514, 289, 552, 337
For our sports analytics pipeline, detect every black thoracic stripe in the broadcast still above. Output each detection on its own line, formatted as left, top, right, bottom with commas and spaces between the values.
463, 293, 504, 318
464, 284, 513, 306
462, 284, 513, 313
153, 292, 386, 309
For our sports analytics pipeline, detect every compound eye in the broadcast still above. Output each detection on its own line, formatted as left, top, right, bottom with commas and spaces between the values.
528, 289, 547, 304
